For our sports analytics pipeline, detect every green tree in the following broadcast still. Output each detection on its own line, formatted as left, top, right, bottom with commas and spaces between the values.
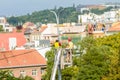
16, 25, 23, 32
7, 16, 19, 26
42, 48, 55, 80
62, 66, 79, 80
96, 33, 120, 80
7, 6, 78, 25
0, 70, 34, 80
19, 75, 34, 80
0, 25, 4, 32
77, 33, 120, 80
42, 47, 79, 80
90, 7, 113, 15
43, 34, 120, 80
77, 36, 111, 80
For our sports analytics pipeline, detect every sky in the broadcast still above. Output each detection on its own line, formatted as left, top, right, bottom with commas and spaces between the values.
0, 0, 119, 17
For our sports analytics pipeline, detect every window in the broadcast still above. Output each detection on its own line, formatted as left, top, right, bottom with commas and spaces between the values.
41, 68, 46, 75
6, 29, 9, 32
32, 69, 37, 76
20, 70, 26, 77
32, 36, 34, 41
47, 36, 49, 39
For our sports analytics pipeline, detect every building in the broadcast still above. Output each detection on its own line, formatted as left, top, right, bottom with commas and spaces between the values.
40, 24, 58, 43
92, 31, 105, 38
0, 32, 26, 51
23, 22, 36, 29
0, 49, 46, 80
106, 21, 120, 35
78, 13, 97, 24
30, 31, 41, 42
41, 23, 86, 44
103, 10, 117, 22
0, 17, 9, 31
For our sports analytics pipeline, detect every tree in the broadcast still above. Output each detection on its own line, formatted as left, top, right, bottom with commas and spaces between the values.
90, 7, 113, 15
96, 33, 120, 80
16, 25, 23, 32
62, 66, 79, 80
7, 6, 78, 25
0, 70, 34, 80
0, 25, 4, 32
76, 33, 120, 80
19, 75, 34, 80
42, 33, 120, 80
7, 16, 19, 26
42, 48, 55, 80
77, 36, 111, 80
42, 47, 79, 80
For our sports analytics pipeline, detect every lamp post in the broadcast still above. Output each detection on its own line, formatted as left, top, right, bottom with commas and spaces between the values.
50, 11, 60, 40
50, 10, 61, 80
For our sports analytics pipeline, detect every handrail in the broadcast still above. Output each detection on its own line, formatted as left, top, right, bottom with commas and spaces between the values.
50, 48, 62, 80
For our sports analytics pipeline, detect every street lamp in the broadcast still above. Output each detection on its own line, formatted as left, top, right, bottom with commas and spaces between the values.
50, 11, 60, 41
50, 8, 64, 41
50, 11, 59, 24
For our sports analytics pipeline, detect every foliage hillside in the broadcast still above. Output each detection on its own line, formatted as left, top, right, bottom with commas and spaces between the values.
7, 6, 113, 26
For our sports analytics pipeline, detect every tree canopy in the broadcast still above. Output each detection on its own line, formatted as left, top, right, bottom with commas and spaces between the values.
43, 33, 120, 80
0, 70, 34, 80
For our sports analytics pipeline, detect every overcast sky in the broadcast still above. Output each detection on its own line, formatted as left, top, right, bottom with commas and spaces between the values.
0, 0, 119, 17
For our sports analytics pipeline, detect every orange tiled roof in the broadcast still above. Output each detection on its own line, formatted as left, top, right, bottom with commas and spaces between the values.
39, 25, 47, 33
86, 5, 106, 10
0, 49, 46, 68
108, 22, 120, 31
23, 22, 35, 28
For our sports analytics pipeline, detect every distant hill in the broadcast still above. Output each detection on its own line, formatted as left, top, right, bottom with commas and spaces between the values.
7, 5, 114, 26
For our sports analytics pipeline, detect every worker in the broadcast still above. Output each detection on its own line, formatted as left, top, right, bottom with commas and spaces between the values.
54, 39, 61, 61
66, 37, 74, 62
54, 39, 61, 49
67, 37, 74, 49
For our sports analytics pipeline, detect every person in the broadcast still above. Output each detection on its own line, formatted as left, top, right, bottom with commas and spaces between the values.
87, 23, 94, 35
67, 37, 74, 49
54, 39, 61, 49
54, 39, 61, 61
66, 37, 74, 62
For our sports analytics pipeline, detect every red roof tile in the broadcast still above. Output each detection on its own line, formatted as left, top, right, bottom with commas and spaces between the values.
0, 49, 46, 68
39, 25, 47, 32
23, 22, 35, 28
108, 22, 120, 31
